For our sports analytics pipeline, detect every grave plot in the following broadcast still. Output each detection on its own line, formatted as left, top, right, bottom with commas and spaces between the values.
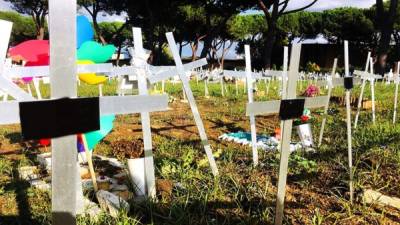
220, 46, 289, 166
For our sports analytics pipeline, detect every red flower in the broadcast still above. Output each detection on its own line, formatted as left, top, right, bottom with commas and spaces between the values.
300, 115, 309, 122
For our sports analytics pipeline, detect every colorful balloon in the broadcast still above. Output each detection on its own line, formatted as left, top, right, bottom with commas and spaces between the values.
77, 41, 116, 63
77, 15, 94, 49
84, 115, 115, 151
77, 60, 108, 85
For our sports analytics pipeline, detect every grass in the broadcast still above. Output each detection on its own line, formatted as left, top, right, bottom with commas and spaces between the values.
1, 79, 400, 224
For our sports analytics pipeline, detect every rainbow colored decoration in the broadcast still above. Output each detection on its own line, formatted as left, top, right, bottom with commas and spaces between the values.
77, 41, 116, 64
83, 115, 116, 151
77, 15, 94, 49
35, 16, 116, 151
77, 60, 108, 85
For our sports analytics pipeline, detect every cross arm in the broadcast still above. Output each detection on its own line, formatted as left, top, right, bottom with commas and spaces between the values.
353, 70, 382, 80
147, 58, 208, 84
317, 77, 362, 88
263, 70, 285, 78
246, 96, 329, 116
223, 70, 269, 80
4, 63, 114, 78
223, 70, 245, 79
0, 95, 169, 125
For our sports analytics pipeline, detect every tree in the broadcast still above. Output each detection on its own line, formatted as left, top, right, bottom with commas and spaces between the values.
228, 14, 266, 42
374, 0, 398, 74
98, 21, 132, 64
0, 11, 36, 44
4, 0, 48, 40
194, 0, 250, 60
255, 0, 318, 68
321, 8, 375, 46
78, 0, 128, 44
124, 0, 185, 65
175, 4, 207, 61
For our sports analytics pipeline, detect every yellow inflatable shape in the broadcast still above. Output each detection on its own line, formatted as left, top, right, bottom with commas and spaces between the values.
77, 60, 108, 85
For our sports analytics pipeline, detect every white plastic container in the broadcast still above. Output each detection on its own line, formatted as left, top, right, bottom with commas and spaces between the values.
127, 158, 146, 196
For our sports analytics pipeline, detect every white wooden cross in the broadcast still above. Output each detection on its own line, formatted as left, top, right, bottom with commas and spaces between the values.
393, 62, 400, 124
316, 64, 363, 147
130, 27, 156, 198
316, 58, 337, 147
223, 46, 287, 166
147, 32, 219, 176
246, 44, 329, 225
353, 53, 382, 128
344, 41, 354, 204
0, 5, 169, 225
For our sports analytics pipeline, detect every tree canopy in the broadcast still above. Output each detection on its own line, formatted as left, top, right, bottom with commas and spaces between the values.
1, 0, 400, 69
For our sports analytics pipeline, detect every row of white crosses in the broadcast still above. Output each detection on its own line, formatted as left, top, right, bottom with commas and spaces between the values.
0, 3, 171, 224
222, 46, 288, 166
317, 41, 360, 206
246, 44, 330, 225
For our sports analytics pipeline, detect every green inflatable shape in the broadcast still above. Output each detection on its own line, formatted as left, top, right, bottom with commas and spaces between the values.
77, 41, 116, 63
84, 115, 115, 151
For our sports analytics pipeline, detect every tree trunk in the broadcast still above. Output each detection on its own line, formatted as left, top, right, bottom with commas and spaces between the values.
376, 26, 392, 75
200, 36, 212, 59
263, 22, 277, 69
37, 27, 45, 40
179, 42, 183, 57
93, 17, 106, 44
375, 0, 398, 75
116, 45, 122, 65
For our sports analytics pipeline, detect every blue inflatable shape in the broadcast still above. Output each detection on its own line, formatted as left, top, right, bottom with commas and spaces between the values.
77, 15, 94, 49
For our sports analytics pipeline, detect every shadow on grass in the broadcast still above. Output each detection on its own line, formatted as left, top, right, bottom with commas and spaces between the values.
129, 198, 277, 225
1, 161, 39, 224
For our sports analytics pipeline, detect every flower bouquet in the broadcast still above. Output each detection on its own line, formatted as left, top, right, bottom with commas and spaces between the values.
303, 84, 320, 97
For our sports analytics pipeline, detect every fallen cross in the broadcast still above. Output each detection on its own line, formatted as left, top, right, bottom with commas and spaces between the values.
147, 32, 219, 176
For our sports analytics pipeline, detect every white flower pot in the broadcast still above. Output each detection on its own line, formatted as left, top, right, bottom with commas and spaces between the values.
127, 158, 146, 196
296, 123, 314, 147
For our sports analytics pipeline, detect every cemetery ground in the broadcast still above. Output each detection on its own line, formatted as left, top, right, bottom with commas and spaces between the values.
1, 80, 400, 225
